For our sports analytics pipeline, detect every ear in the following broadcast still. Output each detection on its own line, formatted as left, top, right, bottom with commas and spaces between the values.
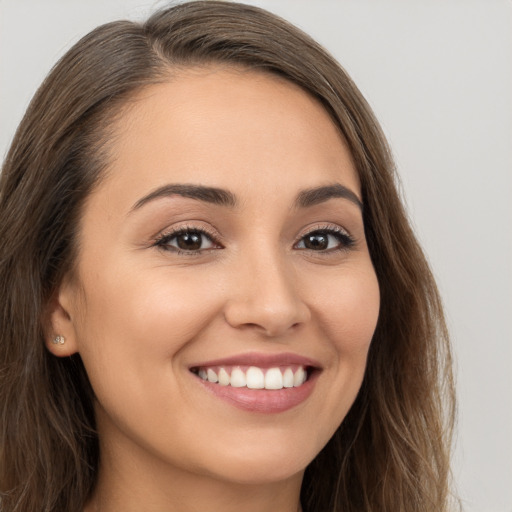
44, 276, 80, 357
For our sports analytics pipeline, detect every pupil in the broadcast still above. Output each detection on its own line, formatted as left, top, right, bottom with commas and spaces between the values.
177, 232, 202, 250
305, 233, 328, 250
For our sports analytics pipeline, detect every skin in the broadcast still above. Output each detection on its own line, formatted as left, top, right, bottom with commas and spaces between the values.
47, 66, 380, 512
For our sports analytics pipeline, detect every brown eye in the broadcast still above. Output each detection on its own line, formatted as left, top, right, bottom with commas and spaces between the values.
295, 229, 354, 252
175, 232, 203, 250
303, 233, 329, 250
157, 229, 216, 252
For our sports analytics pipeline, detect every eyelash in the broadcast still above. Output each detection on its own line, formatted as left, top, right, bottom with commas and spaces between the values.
295, 224, 355, 253
153, 225, 221, 255
153, 224, 355, 255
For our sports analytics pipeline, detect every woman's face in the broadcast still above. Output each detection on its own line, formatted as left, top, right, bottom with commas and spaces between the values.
51, 67, 380, 485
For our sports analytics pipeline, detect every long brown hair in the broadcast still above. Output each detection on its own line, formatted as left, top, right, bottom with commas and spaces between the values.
0, 2, 456, 511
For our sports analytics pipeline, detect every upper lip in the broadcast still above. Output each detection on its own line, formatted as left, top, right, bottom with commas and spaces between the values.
189, 351, 322, 370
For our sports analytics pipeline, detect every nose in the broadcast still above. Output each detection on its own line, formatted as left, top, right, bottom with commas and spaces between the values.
223, 249, 311, 337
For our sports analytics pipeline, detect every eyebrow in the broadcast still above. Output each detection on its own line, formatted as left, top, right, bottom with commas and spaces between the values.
130, 182, 362, 212
131, 183, 237, 211
294, 184, 363, 211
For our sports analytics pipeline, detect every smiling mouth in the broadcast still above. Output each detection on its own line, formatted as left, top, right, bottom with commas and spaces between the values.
190, 365, 310, 390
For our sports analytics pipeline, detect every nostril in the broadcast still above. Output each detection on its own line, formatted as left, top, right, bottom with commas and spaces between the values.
223, 298, 310, 337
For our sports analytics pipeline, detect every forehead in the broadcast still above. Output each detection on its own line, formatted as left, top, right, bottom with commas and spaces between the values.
95, 66, 360, 212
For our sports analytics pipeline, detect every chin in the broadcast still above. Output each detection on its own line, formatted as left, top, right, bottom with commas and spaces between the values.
193, 435, 321, 486
206, 459, 307, 486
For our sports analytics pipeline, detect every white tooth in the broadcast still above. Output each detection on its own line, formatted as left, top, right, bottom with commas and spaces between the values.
293, 367, 306, 387
198, 369, 207, 381
207, 369, 218, 383
230, 367, 246, 388
265, 367, 283, 390
218, 368, 230, 386
246, 366, 265, 389
283, 368, 294, 388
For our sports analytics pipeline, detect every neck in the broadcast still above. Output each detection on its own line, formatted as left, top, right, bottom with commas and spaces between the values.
85, 429, 304, 512
87, 470, 303, 512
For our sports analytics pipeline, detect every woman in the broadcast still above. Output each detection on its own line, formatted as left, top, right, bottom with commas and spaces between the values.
0, 2, 456, 511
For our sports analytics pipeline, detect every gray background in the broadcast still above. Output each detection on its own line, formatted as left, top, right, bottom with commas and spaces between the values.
1, 1, 511, 511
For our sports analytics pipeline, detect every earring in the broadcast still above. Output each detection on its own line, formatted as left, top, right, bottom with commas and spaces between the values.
52, 335, 65, 345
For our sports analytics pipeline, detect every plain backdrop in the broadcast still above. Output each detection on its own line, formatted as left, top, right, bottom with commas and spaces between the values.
1, 1, 511, 511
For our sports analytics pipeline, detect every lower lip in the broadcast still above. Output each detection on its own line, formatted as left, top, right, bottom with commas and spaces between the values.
193, 372, 318, 413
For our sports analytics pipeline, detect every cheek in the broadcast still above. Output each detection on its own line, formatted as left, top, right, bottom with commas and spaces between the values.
73, 263, 225, 399
78, 261, 224, 338
71, 263, 232, 466
308, 262, 380, 353
303, 262, 379, 427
